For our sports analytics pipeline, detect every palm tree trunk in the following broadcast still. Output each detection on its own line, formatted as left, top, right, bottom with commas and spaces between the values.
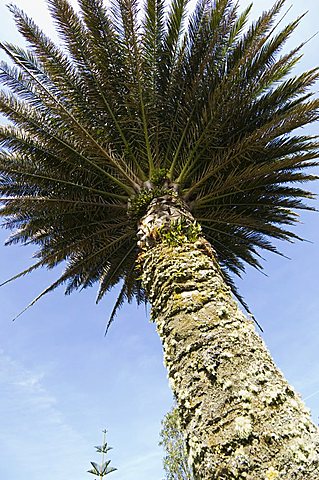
138, 195, 319, 479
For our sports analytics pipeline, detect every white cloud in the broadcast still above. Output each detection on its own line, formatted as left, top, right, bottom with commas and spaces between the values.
0, 350, 90, 480
14, 372, 45, 389
119, 451, 164, 480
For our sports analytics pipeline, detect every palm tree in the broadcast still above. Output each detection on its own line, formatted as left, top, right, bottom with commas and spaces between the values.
0, 0, 319, 477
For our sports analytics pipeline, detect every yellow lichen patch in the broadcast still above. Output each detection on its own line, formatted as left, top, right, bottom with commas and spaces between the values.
265, 467, 280, 479
172, 292, 182, 301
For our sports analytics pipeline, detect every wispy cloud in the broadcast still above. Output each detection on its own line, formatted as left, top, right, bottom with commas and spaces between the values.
0, 349, 90, 480
304, 388, 319, 402
119, 451, 164, 480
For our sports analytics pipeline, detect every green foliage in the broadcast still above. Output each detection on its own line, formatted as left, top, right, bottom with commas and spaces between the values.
128, 186, 172, 219
159, 407, 193, 480
0, 0, 318, 323
159, 219, 202, 246
150, 168, 169, 187
88, 430, 117, 478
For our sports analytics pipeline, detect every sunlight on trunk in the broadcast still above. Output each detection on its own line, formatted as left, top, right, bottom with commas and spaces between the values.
139, 195, 319, 479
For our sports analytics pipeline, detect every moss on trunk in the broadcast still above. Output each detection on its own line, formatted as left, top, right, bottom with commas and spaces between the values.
138, 196, 319, 479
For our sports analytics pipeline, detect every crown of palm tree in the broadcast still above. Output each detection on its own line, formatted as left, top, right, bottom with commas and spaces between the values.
0, 0, 318, 328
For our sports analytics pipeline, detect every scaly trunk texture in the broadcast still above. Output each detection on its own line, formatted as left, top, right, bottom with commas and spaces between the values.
138, 195, 319, 480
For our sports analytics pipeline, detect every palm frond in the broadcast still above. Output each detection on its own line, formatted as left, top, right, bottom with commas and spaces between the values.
0, 0, 318, 323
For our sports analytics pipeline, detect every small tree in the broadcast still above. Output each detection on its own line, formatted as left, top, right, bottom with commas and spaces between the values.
160, 407, 193, 480
88, 430, 117, 478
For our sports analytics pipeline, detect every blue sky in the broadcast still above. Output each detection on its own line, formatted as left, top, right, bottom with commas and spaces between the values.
0, 1, 318, 479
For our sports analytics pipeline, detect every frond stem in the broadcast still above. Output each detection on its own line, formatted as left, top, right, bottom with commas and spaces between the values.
0, 167, 128, 201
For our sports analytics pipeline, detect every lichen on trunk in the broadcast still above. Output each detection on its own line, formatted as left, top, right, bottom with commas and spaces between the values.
138, 195, 319, 479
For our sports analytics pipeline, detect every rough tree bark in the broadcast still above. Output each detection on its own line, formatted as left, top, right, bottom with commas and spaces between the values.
138, 194, 319, 480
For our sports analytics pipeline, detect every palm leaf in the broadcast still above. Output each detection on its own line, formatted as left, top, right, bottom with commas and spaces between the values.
0, 0, 318, 325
